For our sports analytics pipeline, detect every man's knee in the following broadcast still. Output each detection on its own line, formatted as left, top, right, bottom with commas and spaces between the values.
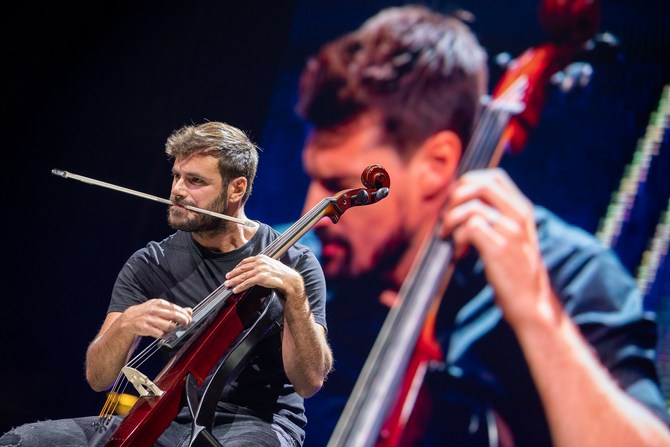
0, 431, 21, 447
0, 419, 89, 447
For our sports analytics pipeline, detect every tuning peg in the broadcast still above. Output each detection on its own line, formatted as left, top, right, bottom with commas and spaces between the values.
550, 61, 594, 92
587, 31, 620, 50
494, 52, 513, 70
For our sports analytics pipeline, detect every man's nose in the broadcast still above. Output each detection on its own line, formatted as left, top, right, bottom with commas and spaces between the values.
171, 178, 187, 199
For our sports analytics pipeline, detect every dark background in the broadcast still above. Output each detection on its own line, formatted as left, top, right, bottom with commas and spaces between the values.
2, 0, 669, 435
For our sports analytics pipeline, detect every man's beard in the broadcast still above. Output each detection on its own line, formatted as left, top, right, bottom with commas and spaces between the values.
317, 224, 408, 287
167, 192, 230, 233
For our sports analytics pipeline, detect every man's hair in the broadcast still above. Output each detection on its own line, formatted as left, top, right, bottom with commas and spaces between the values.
296, 4, 488, 153
165, 121, 259, 204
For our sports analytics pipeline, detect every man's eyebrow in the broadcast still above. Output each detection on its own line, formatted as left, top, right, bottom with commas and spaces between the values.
173, 168, 198, 176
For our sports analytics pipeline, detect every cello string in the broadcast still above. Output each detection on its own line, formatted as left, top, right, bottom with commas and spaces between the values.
460, 103, 508, 174
96, 337, 164, 422
460, 98, 508, 174
462, 76, 526, 173
98, 376, 128, 421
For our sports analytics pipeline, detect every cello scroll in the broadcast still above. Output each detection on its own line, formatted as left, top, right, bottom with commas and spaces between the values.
328, 164, 390, 223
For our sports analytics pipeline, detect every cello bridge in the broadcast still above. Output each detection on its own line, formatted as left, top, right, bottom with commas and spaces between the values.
121, 366, 164, 397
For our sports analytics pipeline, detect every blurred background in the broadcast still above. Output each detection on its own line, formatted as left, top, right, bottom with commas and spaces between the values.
2, 0, 669, 434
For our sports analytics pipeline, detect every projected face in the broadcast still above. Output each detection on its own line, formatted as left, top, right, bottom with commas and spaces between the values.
301, 115, 420, 286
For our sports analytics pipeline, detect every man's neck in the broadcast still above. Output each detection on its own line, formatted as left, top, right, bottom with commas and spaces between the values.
192, 212, 257, 253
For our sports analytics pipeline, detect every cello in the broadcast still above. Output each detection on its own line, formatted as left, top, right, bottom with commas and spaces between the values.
327, 1, 601, 446
55, 164, 390, 447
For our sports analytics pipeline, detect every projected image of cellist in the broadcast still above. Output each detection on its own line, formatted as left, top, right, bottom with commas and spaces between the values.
295, 3, 670, 447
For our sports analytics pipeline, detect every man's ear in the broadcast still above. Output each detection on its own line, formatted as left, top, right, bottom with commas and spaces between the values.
228, 176, 248, 203
415, 130, 462, 200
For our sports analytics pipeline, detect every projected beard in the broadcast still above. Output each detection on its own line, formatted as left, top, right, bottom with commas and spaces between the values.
168, 189, 230, 233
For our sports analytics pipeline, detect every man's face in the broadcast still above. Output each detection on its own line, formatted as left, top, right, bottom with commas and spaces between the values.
302, 116, 414, 282
168, 154, 229, 232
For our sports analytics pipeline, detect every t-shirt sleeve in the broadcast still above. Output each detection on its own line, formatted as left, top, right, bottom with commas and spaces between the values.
568, 250, 670, 425
540, 209, 670, 426
107, 249, 153, 313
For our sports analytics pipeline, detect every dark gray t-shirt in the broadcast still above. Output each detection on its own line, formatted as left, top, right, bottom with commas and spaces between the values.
108, 223, 327, 443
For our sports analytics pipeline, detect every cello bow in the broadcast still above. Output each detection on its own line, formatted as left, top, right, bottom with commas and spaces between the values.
90, 165, 390, 447
328, 1, 601, 446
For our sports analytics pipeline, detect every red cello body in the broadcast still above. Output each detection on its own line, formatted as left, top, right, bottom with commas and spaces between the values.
105, 291, 255, 446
